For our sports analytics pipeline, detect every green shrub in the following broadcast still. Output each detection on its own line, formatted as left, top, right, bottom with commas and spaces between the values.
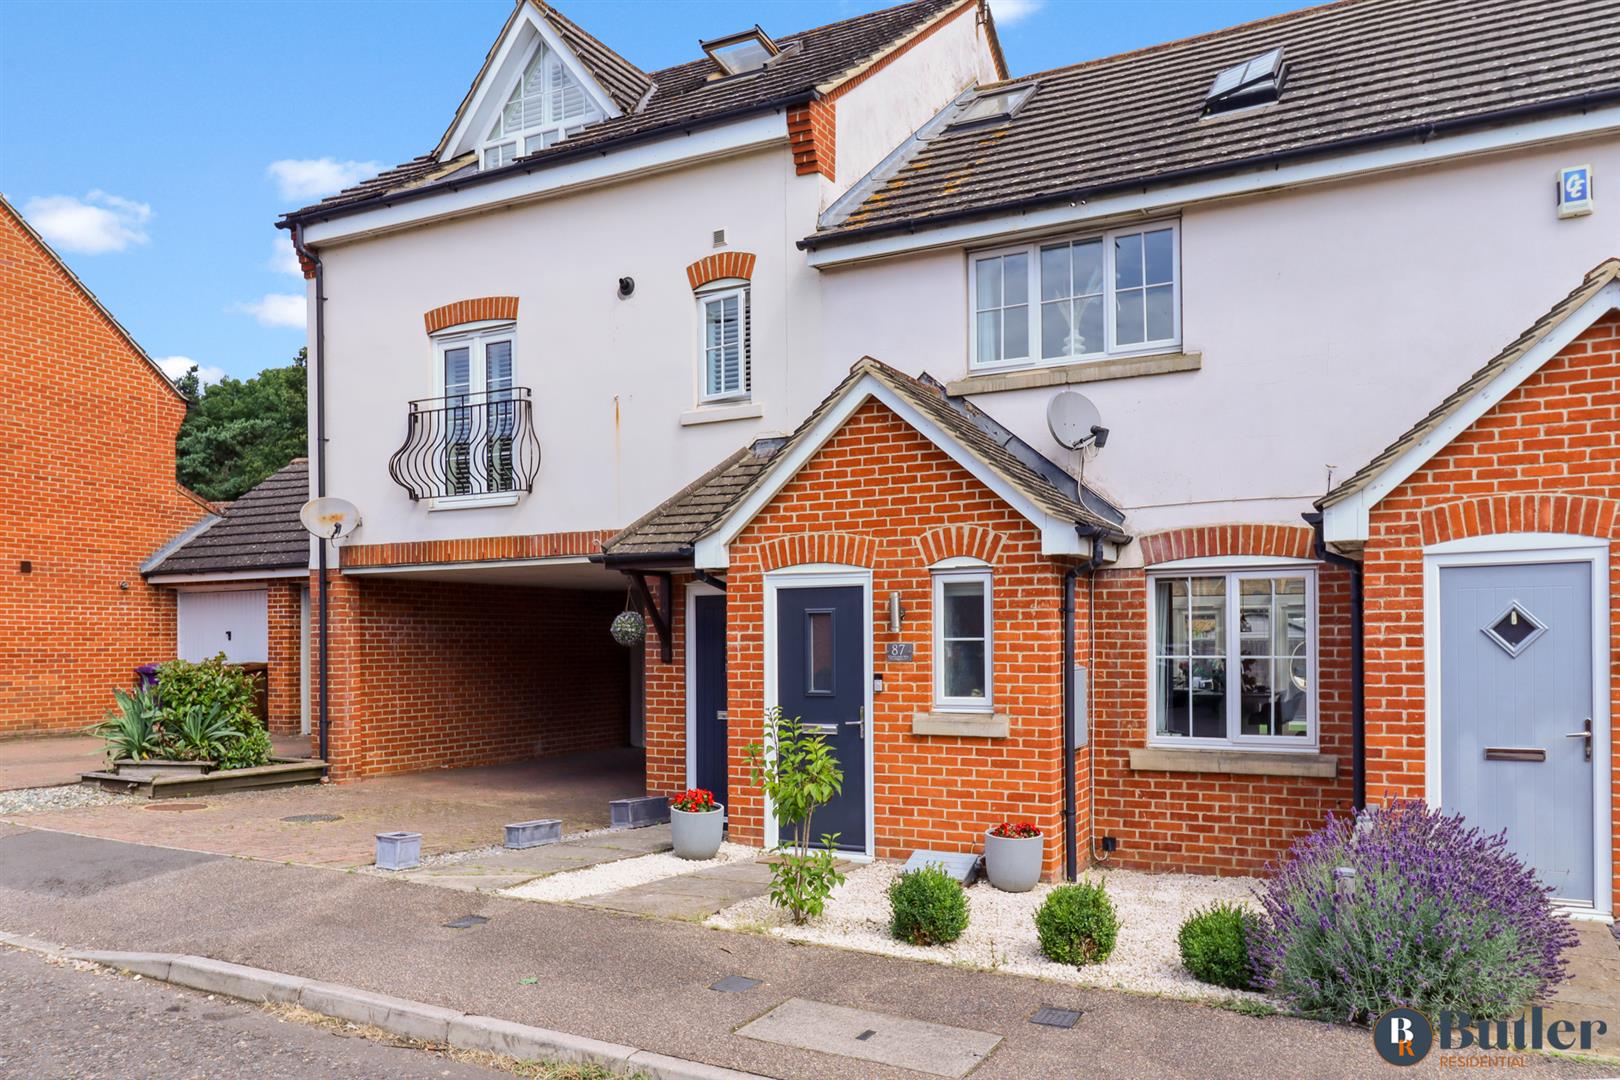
92, 687, 164, 762
888, 865, 969, 946
156, 655, 258, 735
1178, 902, 1258, 990
167, 701, 243, 762
744, 708, 846, 924
217, 728, 273, 771
1034, 881, 1119, 966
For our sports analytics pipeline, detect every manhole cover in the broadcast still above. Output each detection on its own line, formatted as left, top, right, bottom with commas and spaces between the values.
281, 814, 343, 824
710, 975, 761, 993
1029, 1007, 1082, 1029
443, 915, 490, 929
144, 802, 208, 813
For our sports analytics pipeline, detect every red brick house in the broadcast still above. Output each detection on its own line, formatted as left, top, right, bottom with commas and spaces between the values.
0, 194, 211, 736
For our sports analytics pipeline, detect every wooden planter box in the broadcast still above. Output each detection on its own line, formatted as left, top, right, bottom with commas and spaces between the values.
111, 759, 212, 780
83, 757, 328, 798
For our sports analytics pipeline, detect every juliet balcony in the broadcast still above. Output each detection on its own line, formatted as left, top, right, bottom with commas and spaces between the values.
388, 387, 543, 501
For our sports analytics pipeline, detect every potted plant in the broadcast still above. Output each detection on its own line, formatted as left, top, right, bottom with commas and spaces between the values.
984, 821, 1044, 892
669, 787, 724, 860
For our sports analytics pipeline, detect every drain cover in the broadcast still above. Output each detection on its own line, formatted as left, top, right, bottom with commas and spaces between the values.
281, 813, 343, 823
144, 802, 208, 813
1029, 1007, 1082, 1029
710, 975, 761, 993
443, 915, 490, 929
856, 1029, 876, 1041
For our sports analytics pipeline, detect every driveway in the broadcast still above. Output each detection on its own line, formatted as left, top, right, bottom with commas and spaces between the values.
1, 747, 645, 867
0, 735, 105, 791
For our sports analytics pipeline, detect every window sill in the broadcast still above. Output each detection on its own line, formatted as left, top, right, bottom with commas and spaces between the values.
912, 711, 1008, 738
1129, 746, 1337, 779
946, 351, 1201, 396
680, 401, 763, 426
428, 493, 521, 512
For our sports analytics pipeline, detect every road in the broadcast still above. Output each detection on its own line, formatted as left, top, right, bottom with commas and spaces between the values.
0, 945, 501, 1080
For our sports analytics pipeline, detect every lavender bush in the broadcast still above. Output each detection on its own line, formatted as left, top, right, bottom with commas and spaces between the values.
1252, 802, 1578, 1023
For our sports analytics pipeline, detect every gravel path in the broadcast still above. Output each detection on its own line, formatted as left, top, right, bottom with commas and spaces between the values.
0, 786, 131, 816
709, 861, 1271, 1005
502, 842, 756, 903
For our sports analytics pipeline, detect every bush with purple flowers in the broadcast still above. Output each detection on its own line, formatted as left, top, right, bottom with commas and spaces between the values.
1252, 802, 1578, 1023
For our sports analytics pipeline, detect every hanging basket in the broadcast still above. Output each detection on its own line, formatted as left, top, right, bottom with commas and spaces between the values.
611, 609, 646, 648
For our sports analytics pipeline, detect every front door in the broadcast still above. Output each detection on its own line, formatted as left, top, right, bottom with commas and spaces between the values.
692, 593, 729, 809
1439, 560, 1594, 904
775, 584, 867, 853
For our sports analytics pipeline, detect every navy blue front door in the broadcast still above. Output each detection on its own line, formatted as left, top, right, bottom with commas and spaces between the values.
776, 584, 866, 853
692, 593, 728, 809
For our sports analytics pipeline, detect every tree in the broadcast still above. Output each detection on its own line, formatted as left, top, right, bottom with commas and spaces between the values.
175, 348, 307, 501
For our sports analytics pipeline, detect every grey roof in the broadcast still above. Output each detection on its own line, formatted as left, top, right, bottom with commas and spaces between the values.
601, 358, 1125, 562
1319, 258, 1620, 509
281, 0, 972, 223
146, 459, 310, 577
814, 0, 1620, 244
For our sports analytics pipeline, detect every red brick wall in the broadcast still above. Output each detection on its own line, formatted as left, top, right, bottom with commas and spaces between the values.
1362, 313, 1620, 904
787, 99, 837, 180
314, 573, 630, 778
0, 200, 204, 736
650, 399, 1075, 875
265, 581, 304, 736
643, 573, 693, 797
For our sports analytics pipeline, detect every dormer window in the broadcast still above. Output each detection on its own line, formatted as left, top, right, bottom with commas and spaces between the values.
949, 84, 1035, 129
702, 26, 778, 77
481, 42, 603, 169
1204, 47, 1286, 115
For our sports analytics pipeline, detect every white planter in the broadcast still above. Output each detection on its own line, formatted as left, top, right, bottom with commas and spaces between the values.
670, 805, 724, 860
984, 831, 1044, 892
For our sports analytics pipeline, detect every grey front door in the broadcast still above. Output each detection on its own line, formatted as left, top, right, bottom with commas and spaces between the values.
1440, 561, 1593, 904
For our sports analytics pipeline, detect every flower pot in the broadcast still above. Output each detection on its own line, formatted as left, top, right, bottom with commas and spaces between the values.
670, 805, 724, 860
113, 759, 212, 780
984, 831, 1044, 892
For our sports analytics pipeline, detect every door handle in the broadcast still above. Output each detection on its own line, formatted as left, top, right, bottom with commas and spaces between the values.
844, 706, 864, 740
1565, 718, 1592, 762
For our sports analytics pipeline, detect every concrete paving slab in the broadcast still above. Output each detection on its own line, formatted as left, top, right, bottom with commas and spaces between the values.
737, 998, 1002, 1078
1546, 921, 1620, 1057
0, 734, 105, 791
582, 887, 730, 921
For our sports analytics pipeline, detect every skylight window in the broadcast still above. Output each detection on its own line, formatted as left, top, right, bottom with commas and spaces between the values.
703, 26, 779, 76
1204, 47, 1286, 114
949, 84, 1036, 129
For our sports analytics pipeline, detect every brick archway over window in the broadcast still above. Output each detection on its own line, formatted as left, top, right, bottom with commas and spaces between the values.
757, 532, 877, 572
1419, 494, 1620, 546
916, 525, 1005, 566
686, 252, 757, 291
423, 296, 519, 335
1139, 524, 1315, 565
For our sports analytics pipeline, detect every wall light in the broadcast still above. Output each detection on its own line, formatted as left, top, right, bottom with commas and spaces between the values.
887, 593, 904, 634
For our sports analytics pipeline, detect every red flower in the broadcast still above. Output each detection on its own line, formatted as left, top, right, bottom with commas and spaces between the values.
671, 788, 717, 813
989, 821, 1041, 839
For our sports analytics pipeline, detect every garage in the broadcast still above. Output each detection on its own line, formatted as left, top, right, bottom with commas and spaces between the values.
177, 588, 269, 663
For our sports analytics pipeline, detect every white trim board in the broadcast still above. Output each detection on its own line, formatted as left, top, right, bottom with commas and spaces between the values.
762, 567, 876, 861
149, 568, 310, 586
1421, 535, 1612, 917
1324, 282, 1620, 544
808, 107, 1620, 267
684, 579, 723, 791
692, 372, 1088, 568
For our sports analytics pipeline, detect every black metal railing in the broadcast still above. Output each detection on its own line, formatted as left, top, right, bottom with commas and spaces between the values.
388, 387, 542, 501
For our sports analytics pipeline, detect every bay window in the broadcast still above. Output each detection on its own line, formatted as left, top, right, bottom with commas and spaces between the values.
934, 568, 993, 709
1149, 567, 1315, 747
971, 222, 1179, 369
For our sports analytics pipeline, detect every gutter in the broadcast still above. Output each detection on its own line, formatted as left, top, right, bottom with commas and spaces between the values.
291, 222, 331, 765
800, 88, 1620, 252
1304, 511, 1365, 811
275, 92, 815, 231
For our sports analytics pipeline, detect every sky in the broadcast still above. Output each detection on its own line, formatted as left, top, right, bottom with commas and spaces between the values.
0, 0, 1306, 385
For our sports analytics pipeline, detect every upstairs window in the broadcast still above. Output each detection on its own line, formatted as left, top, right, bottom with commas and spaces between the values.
970, 222, 1179, 369
437, 326, 516, 495
482, 44, 602, 169
698, 280, 750, 402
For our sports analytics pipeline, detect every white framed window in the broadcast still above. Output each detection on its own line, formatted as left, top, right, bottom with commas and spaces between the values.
969, 221, 1179, 369
1147, 566, 1316, 748
481, 41, 602, 169
697, 280, 751, 403
933, 569, 993, 710
433, 323, 516, 497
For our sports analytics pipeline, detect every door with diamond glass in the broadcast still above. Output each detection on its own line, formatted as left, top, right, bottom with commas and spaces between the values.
1439, 560, 1593, 904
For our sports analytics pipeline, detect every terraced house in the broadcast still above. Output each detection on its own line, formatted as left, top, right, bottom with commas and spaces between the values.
279, 0, 1620, 911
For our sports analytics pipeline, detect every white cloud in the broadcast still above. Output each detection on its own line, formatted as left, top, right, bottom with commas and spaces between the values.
21, 190, 152, 254
266, 158, 384, 200
155, 355, 226, 385
989, 0, 1043, 25
233, 293, 306, 329
268, 236, 303, 276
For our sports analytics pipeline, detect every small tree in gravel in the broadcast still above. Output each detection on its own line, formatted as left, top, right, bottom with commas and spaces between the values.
745, 707, 846, 925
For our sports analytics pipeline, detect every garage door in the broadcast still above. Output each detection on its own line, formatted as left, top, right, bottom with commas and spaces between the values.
177, 590, 268, 663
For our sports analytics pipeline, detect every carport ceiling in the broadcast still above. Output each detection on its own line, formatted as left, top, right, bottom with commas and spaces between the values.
344, 560, 625, 590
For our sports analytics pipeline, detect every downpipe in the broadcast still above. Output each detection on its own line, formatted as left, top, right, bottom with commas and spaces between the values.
1305, 512, 1366, 810
291, 223, 331, 765
1062, 530, 1106, 882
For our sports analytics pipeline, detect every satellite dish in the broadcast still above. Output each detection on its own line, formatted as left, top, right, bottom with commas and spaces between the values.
1047, 391, 1108, 450
300, 497, 362, 541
